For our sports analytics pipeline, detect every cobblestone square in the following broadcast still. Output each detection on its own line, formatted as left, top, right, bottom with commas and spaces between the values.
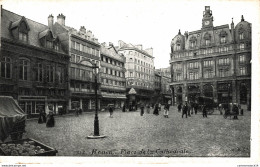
22, 106, 250, 157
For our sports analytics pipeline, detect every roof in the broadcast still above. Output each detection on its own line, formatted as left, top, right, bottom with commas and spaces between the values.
118, 41, 154, 58
1, 8, 65, 54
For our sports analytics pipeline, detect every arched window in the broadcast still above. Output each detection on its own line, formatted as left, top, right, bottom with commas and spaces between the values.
19, 59, 30, 80
0, 57, 12, 79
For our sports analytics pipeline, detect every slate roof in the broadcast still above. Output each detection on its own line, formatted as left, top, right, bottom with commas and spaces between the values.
1, 8, 65, 54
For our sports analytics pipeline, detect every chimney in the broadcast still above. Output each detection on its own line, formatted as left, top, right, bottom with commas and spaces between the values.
87, 30, 93, 38
79, 26, 86, 34
231, 18, 235, 42
101, 42, 106, 46
109, 42, 113, 46
145, 48, 153, 56
48, 14, 54, 30
57, 13, 65, 26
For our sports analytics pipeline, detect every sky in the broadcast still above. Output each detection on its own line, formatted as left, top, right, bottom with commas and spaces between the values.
1, 0, 259, 68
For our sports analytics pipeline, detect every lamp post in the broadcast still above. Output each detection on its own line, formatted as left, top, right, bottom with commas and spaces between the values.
87, 62, 105, 139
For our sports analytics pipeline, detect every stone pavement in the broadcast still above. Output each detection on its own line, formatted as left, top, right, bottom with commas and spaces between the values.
20, 106, 250, 157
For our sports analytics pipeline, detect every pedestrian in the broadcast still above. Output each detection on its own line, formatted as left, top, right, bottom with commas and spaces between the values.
202, 105, 207, 118
79, 107, 82, 115
240, 109, 244, 115
218, 103, 223, 115
187, 102, 191, 117
158, 103, 161, 111
153, 103, 159, 116
190, 102, 194, 115
194, 102, 198, 114
178, 103, 182, 112
75, 106, 79, 116
38, 107, 46, 124
109, 105, 113, 118
146, 104, 150, 114
182, 102, 188, 118
233, 104, 239, 120
122, 104, 126, 112
164, 103, 170, 118
46, 105, 55, 127
140, 104, 144, 116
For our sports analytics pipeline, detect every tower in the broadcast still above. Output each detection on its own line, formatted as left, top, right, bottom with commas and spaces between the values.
202, 6, 214, 29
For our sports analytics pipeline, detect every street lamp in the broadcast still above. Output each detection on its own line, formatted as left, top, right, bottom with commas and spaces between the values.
87, 62, 106, 139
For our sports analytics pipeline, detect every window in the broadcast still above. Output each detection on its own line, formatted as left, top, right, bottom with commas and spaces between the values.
190, 41, 196, 48
0, 57, 12, 79
71, 54, 75, 62
176, 63, 182, 70
204, 60, 213, 67
54, 43, 59, 51
240, 67, 246, 75
220, 36, 226, 43
239, 55, 246, 63
70, 67, 75, 78
218, 58, 230, 65
239, 33, 244, 40
176, 73, 182, 81
219, 69, 230, 77
76, 68, 80, 79
176, 44, 181, 50
205, 39, 210, 46
46, 65, 54, 82
19, 32, 27, 42
130, 72, 133, 77
57, 66, 64, 83
35, 63, 43, 82
189, 62, 199, 69
239, 43, 245, 50
19, 59, 29, 80
46, 41, 53, 49
71, 41, 75, 49
189, 72, 194, 80
76, 42, 80, 50
76, 56, 80, 63
204, 70, 213, 78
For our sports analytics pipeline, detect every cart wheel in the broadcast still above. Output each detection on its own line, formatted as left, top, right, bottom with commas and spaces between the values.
223, 114, 227, 119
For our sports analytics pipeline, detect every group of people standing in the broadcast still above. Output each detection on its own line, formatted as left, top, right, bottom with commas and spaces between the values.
38, 105, 55, 127
178, 101, 203, 118
138, 103, 170, 118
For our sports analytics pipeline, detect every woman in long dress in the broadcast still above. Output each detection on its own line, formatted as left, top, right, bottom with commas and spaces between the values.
46, 105, 55, 127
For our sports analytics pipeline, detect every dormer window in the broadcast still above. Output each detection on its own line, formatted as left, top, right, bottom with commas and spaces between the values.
54, 43, 59, 51
219, 30, 227, 44
46, 40, 53, 49
10, 17, 30, 43
19, 32, 28, 42
220, 36, 226, 43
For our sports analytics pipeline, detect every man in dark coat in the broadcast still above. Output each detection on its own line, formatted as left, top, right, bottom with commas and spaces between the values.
122, 104, 126, 112
233, 104, 239, 119
178, 103, 182, 112
202, 105, 207, 118
153, 103, 159, 115
182, 102, 188, 118
109, 105, 114, 118
194, 102, 198, 114
140, 104, 144, 116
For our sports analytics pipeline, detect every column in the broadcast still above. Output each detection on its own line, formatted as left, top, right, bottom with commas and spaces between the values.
199, 82, 204, 97
231, 80, 237, 103
182, 83, 187, 102
200, 59, 203, 79
89, 99, 92, 109
231, 55, 235, 76
80, 98, 83, 109
213, 81, 218, 103
98, 99, 100, 110
68, 98, 72, 110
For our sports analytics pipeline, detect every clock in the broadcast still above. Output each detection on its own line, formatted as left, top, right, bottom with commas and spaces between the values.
204, 20, 210, 26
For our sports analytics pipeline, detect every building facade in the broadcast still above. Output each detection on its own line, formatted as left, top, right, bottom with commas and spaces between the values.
52, 14, 101, 111
154, 69, 172, 105
117, 40, 155, 107
0, 8, 70, 117
100, 42, 126, 109
170, 6, 251, 109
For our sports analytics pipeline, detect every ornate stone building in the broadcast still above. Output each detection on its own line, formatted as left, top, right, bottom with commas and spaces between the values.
0, 8, 70, 117
170, 6, 251, 109
100, 42, 126, 109
117, 40, 154, 107
52, 14, 101, 111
